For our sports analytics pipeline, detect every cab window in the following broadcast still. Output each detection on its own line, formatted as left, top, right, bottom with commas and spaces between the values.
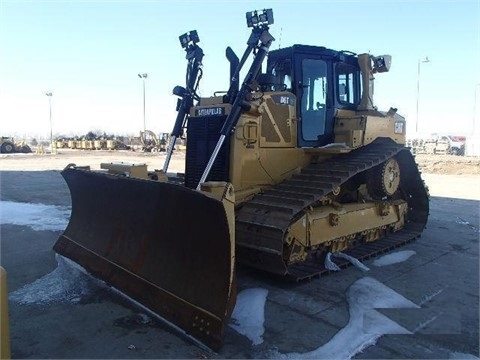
269, 59, 292, 91
336, 63, 360, 106
301, 59, 328, 141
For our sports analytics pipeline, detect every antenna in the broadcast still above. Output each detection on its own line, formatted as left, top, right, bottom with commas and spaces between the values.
278, 27, 283, 49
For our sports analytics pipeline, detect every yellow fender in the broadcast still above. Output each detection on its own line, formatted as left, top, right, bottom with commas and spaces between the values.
0, 266, 10, 359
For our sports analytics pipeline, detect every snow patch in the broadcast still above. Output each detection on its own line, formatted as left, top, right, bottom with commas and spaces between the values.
230, 288, 268, 345
272, 277, 419, 360
333, 252, 370, 272
372, 250, 416, 267
325, 252, 341, 271
325, 252, 370, 272
0, 200, 70, 231
9, 255, 99, 305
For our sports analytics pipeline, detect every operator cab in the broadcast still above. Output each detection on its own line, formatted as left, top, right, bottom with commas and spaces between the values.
266, 45, 362, 148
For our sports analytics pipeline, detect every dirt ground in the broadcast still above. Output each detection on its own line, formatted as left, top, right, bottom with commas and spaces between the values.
414, 153, 480, 175
1, 149, 479, 175
1, 150, 479, 203
0, 149, 186, 173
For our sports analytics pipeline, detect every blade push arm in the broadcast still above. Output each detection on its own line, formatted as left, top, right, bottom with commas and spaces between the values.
196, 9, 275, 190
163, 30, 204, 173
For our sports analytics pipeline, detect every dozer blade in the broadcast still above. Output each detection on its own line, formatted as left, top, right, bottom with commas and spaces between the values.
54, 167, 236, 351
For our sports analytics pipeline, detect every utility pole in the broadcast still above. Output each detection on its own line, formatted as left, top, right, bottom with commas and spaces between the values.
473, 84, 480, 135
138, 73, 148, 133
415, 57, 430, 135
45, 91, 54, 153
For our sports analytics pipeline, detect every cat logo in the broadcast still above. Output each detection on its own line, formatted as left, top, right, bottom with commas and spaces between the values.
195, 107, 225, 117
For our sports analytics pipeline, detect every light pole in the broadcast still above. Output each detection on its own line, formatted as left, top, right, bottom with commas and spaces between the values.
415, 57, 430, 135
473, 83, 480, 135
138, 73, 148, 133
45, 92, 53, 152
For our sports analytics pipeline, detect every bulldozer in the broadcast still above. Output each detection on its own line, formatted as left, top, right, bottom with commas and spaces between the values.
139, 129, 170, 152
0, 137, 32, 154
54, 9, 429, 351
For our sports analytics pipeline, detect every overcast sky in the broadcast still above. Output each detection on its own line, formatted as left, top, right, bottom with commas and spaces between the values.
1, 0, 479, 139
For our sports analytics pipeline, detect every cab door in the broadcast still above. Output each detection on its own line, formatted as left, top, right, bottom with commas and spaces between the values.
295, 55, 334, 147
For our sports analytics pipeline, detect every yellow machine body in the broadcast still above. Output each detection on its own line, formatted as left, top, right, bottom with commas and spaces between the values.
197, 92, 407, 204
53, 11, 428, 351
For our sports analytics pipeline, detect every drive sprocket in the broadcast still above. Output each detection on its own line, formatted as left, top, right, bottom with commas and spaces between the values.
367, 157, 400, 199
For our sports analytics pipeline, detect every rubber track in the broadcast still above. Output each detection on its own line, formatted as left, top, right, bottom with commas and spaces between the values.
235, 140, 429, 281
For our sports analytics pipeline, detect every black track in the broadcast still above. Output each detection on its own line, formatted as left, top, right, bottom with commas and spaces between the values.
234, 139, 430, 280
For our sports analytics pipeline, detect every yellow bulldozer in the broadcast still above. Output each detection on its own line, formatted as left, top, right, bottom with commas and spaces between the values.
54, 9, 429, 351
0, 137, 31, 154
139, 129, 170, 152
